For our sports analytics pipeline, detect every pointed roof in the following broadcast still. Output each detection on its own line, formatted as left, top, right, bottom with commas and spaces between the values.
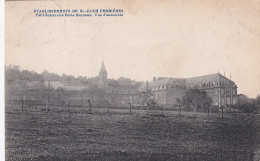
99, 60, 107, 74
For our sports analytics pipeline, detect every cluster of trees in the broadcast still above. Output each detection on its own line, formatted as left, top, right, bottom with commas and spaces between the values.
5, 65, 141, 88
5, 65, 43, 82
5, 65, 143, 107
5, 65, 93, 84
180, 89, 212, 115
235, 94, 260, 114
5, 65, 107, 86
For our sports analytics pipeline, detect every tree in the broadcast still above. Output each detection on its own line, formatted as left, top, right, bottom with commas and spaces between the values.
236, 94, 257, 114
200, 91, 212, 116
138, 89, 154, 106
137, 86, 158, 115
182, 89, 212, 115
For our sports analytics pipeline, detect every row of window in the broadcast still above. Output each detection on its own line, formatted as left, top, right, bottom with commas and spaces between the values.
189, 81, 235, 89
204, 89, 237, 95
214, 97, 237, 105
140, 84, 186, 92
151, 84, 186, 91
140, 83, 236, 93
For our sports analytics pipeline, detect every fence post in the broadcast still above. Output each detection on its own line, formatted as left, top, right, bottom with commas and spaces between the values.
68, 100, 71, 113
129, 103, 132, 115
21, 98, 24, 112
179, 105, 182, 116
146, 101, 148, 115
106, 99, 110, 115
45, 99, 48, 113
221, 106, 224, 118
88, 100, 91, 114
11, 94, 13, 108
207, 106, 210, 117
108, 103, 110, 115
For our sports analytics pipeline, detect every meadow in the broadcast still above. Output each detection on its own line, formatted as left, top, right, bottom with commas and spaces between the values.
5, 105, 259, 161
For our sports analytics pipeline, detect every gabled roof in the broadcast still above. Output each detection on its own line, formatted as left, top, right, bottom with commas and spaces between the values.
138, 73, 235, 90
186, 73, 234, 86
186, 73, 220, 85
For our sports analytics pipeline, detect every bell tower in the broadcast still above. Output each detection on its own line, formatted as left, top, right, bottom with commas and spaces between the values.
99, 60, 108, 88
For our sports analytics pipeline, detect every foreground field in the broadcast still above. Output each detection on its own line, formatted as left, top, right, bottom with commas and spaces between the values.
6, 105, 260, 161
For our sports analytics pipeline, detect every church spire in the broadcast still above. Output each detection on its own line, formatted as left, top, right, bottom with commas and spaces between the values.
99, 60, 108, 88
99, 60, 107, 75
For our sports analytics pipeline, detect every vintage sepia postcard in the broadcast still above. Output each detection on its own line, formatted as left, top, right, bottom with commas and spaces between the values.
4, 0, 260, 160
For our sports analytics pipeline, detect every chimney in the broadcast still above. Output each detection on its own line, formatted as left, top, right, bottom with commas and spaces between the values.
153, 77, 156, 81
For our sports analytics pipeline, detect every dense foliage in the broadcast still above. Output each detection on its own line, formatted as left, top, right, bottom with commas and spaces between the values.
182, 89, 212, 112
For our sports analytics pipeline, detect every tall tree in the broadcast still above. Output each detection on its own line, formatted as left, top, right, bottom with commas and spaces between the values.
236, 94, 257, 114
182, 89, 212, 115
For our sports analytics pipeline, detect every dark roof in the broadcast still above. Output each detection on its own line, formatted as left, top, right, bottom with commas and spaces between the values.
186, 73, 234, 86
186, 73, 219, 85
139, 78, 185, 89
139, 73, 235, 89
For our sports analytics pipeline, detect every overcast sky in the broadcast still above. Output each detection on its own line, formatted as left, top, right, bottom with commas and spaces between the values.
5, 0, 260, 98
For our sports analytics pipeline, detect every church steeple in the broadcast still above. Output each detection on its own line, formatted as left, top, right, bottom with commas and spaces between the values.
99, 60, 107, 88
99, 60, 107, 76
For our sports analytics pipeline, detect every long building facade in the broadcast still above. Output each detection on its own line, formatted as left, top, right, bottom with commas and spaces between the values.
139, 73, 238, 106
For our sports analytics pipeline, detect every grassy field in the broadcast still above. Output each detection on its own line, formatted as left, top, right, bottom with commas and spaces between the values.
5, 105, 260, 161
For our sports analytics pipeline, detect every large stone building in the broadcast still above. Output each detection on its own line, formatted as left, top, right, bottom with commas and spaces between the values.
139, 73, 238, 106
